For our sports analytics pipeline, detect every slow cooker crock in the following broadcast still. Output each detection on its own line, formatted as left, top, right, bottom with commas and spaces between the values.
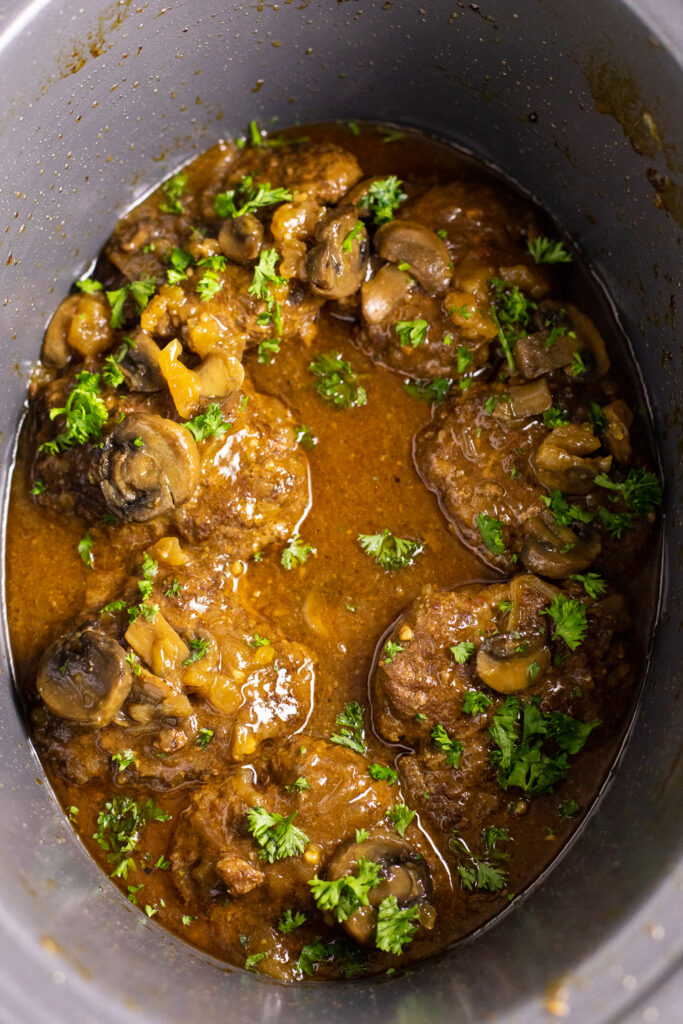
0, 1, 681, 1021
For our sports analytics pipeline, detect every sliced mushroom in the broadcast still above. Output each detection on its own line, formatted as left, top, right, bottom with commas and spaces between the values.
126, 666, 192, 724
507, 573, 559, 633
119, 330, 165, 392
305, 204, 369, 300
603, 400, 633, 463
89, 412, 200, 522
218, 213, 263, 263
533, 424, 612, 494
326, 835, 434, 946
36, 625, 133, 727
507, 379, 552, 418
43, 292, 114, 366
521, 510, 602, 577
374, 220, 452, 295
514, 303, 581, 380
361, 264, 413, 325
476, 632, 551, 693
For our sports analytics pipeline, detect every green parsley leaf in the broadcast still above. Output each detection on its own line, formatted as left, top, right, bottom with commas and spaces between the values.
598, 505, 635, 538
363, 175, 407, 225
295, 424, 317, 450
182, 635, 209, 666
386, 803, 415, 837
367, 763, 399, 785
542, 490, 594, 526
463, 690, 493, 715
483, 825, 511, 854
285, 777, 312, 794
558, 797, 580, 818
246, 806, 309, 863
308, 351, 367, 408
431, 723, 464, 768
527, 236, 572, 264
257, 337, 281, 364
76, 277, 103, 294
93, 796, 170, 875
450, 641, 476, 664
281, 533, 316, 570
77, 530, 94, 569
248, 633, 271, 648
245, 952, 268, 970
543, 406, 570, 429
30, 480, 46, 496
355, 828, 369, 843
159, 172, 188, 215
184, 403, 232, 442
330, 701, 366, 754
278, 909, 306, 934
396, 318, 428, 348
450, 834, 508, 892
100, 598, 127, 615
182, 914, 196, 926
249, 247, 286, 303
41, 371, 108, 453
358, 528, 423, 570
297, 938, 331, 977
195, 728, 214, 750
569, 572, 606, 599
375, 895, 419, 954
102, 355, 125, 389
111, 749, 135, 772
488, 277, 537, 373
587, 400, 609, 435
477, 513, 505, 556
570, 350, 587, 376
309, 856, 382, 922
383, 640, 404, 664
164, 578, 183, 598
214, 175, 293, 219
196, 269, 222, 302
542, 594, 588, 650
342, 222, 364, 253
403, 377, 452, 403
594, 468, 662, 515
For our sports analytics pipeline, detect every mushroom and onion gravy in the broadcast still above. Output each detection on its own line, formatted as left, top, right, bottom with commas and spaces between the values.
5, 122, 662, 981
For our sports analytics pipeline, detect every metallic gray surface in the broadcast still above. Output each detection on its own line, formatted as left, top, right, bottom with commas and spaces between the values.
0, 1, 680, 1021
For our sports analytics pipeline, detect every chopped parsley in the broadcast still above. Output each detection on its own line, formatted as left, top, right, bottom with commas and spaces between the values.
309, 856, 381, 922
245, 952, 268, 971
594, 468, 662, 515
450, 834, 508, 892
182, 635, 210, 667
367, 763, 399, 785
248, 247, 286, 321
396, 318, 428, 348
214, 175, 293, 219
278, 909, 306, 934
93, 795, 170, 876
375, 895, 419, 954
76, 277, 103, 294
527, 236, 572, 264
30, 480, 46, 496
542, 594, 588, 651
164, 579, 183, 598
489, 695, 599, 795
195, 728, 214, 750
257, 337, 281, 364
431, 723, 464, 768
488, 276, 537, 373
558, 797, 580, 818
570, 350, 587, 376
196, 269, 223, 303
101, 598, 127, 615
569, 572, 606, 599
285, 777, 312, 794
355, 828, 369, 843
543, 406, 570, 429
383, 640, 404, 664
246, 806, 309, 863
477, 513, 505, 556
164, 246, 194, 285
281, 533, 316, 570
363, 175, 407, 225
102, 355, 125, 389
543, 490, 594, 526
450, 641, 476, 664
484, 393, 510, 415
342, 222, 364, 253
330, 701, 366, 754
403, 376, 452, 404
111, 749, 135, 772
159, 172, 188, 215
182, 914, 196, 926
184, 403, 232, 442
40, 371, 108, 453
308, 352, 367, 408
463, 690, 493, 715
77, 531, 94, 569
598, 505, 635, 538
358, 529, 423, 570
295, 424, 317, 450
386, 803, 416, 837
106, 277, 156, 328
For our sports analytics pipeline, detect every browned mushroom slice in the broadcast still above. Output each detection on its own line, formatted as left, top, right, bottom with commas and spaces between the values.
119, 330, 165, 392
603, 400, 633, 463
305, 204, 369, 300
476, 632, 551, 693
360, 264, 414, 326
36, 626, 133, 727
515, 301, 610, 381
89, 412, 200, 522
326, 835, 434, 946
533, 424, 612, 495
520, 511, 602, 578
374, 220, 452, 295
218, 213, 263, 264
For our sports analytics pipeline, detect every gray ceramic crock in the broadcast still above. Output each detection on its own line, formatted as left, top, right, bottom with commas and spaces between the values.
0, 1, 681, 1022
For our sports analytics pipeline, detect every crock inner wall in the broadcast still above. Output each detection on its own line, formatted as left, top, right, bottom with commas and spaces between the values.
0, 2, 680, 1023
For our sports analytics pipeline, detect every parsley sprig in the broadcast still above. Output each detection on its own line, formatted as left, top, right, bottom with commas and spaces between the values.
246, 806, 309, 863
184, 402, 232, 443
431, 724, 464, 768
93, 795, 170, 877
214, 175, 293, 219
330, 701, 366, 754
450, 833, 509, 892
309, 857, 382, 922
527, 236, 572, 264
375, 895, 419, 954
542, 594, 588, 651
594, 468, 662, 515
40, 371, 108, 453
358, 529, 423, 570
281, 533, 316, 570
309, 352, 367, 408
362, 176, 407, 225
